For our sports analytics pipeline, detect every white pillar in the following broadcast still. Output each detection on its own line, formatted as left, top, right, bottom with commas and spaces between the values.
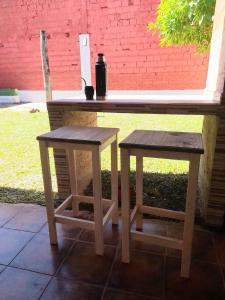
205, 0, 225, 101
79, 34, 92, 89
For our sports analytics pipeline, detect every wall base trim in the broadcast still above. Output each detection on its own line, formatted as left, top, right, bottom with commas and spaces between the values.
0, 95, 20, 104
15, 89, 216, 103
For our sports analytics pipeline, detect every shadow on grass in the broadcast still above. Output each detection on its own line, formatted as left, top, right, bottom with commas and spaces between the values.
0, 171, 201, 222
85, 170, 188, 211
0, 187, 46, 205
85, 170, 202, 223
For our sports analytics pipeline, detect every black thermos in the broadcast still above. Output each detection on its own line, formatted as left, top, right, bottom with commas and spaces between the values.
95, 53, 107, 100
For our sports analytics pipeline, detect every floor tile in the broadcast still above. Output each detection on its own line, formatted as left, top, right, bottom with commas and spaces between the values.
58, 241, 116, 285
40, 277, 103, 300
79, 221, 120, 246
222, 265, 225, 289
0, 228, 34, 265
189, 230, 217, 262
167, 224, 217, 262
11, 232, 73, 275
165, 256, 225, 300
109, 250, 164, 298
0, 265, 6, 273
166, 223, 183, 241
0, 203, 19, 226
0, 266, 50, 300
131, 220, 167, 254
4, 205, 47, 232
103, 288, 153, 299
213, 231, 225, 265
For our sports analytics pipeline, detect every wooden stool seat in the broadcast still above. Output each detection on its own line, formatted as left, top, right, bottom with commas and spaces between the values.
119, 130, 204, 278
119, 130, 204, 154
37, 125, 119, 256
37, 125, 119, 145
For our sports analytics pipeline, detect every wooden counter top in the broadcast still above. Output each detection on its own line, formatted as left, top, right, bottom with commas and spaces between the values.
47, 99, 222, 115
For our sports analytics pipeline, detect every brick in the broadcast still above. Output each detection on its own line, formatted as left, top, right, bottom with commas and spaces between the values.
0, 0, 208, 90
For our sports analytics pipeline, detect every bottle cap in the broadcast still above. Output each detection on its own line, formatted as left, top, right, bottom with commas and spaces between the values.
97, 53, 105, 62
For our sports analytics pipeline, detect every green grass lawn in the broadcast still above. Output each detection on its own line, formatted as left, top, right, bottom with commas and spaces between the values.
0, 109, 203, 204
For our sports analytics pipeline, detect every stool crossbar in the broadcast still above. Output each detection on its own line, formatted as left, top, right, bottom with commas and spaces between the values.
119, 130, 204, 278
37, 125, 119, 256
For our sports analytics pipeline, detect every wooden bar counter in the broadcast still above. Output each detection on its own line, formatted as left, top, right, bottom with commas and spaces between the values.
47, 98, 225, 227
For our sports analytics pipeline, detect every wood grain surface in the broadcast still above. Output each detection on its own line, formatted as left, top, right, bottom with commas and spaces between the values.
119, 130, 204, 154
37, 126, 119, 145
47, 99, 221, 115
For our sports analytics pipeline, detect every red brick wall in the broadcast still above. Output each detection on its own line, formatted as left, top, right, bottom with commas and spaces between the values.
0, 0, 209, 90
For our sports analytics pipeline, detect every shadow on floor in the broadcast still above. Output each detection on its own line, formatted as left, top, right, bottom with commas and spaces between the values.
85, 170, 188, 211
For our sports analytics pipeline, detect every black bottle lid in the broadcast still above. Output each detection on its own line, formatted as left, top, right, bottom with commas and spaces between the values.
97, 53, 105, 63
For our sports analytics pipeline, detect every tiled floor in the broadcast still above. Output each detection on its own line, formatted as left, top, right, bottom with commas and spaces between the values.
0, 203, 224, 300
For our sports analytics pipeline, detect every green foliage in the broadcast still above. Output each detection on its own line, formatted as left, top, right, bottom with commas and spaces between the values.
0, 89, 18, 96
148, 0, 216, 53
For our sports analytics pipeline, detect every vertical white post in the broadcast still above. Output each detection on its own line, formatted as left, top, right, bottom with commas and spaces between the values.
205, 0, 225, 101
92, 147, 104, 255
79, 34, 92, 89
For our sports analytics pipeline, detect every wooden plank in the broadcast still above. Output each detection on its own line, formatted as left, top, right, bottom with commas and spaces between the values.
119, 130, 204, 154
129, 148, 191, 161
92, 146, 104, 255
100, 134, 117, 151
67, 149, 79, 216
121, 148, 131, 263
37, 125, 119, 145
40, 30, 52, 101
140, 205, 185, 221
47, 141, 93, 151
131, 230, 183, 250
39, 141, 57, 244
136, 155, 143, 230
55, 194, 72, 214
181, 154, 201, 278
75, 195, 112, 206
130, 205, 138, 226
47, 99, 221, 116
111, 138, 118, 224
103, 202, 116, 227
55, 214, 94, 230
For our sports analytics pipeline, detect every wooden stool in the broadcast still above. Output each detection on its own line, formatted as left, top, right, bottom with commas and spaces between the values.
119, 130, 204, 278
37, 125, 119, 255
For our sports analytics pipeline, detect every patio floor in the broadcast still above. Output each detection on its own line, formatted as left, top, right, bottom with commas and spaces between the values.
0, 203, 224, 300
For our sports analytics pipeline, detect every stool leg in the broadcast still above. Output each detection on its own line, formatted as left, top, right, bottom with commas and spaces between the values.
136, 155, 143, 230
92, 147, 104, 255
67, 149, 79, 216
181, 154, 200, 278
111, 138, 118, 224
121, 148, 131, 263
39, 141, 57, 245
